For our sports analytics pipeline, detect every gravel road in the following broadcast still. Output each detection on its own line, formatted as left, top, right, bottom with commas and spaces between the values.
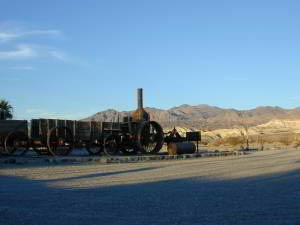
1, 149, 300, 225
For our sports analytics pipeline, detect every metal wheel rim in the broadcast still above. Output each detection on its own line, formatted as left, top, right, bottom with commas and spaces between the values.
137, 121, 164, 154
4, 132, 29, 156
104, 136, 119, 156
47, 127, 73, 156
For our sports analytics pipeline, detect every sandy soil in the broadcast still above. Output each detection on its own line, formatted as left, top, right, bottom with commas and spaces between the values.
1, 149, 300, 225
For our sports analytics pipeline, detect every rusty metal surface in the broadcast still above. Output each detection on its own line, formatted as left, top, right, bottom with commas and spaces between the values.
167, 142, 196, 155
132, 88, 150, 122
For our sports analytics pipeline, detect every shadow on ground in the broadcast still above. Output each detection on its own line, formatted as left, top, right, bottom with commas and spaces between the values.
43, 166, 163, 182
1, 168, 300, 225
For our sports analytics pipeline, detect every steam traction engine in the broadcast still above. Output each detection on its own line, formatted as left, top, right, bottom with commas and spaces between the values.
98, 88, 165, 156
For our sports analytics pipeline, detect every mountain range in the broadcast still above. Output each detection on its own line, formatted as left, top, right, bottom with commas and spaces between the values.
83, 105, 300, 130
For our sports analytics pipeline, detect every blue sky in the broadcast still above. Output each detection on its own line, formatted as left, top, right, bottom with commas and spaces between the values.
0, 0, 300, 120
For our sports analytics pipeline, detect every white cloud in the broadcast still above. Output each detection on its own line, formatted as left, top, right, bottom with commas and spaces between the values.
0, 22, 81, 66
0, 44, 37, 60
24, 108, 89, 120
0, 22, 67, 62
0, 44, 69, 62
0, 29, 62, 43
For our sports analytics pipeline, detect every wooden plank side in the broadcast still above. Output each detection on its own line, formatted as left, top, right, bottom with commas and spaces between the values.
102, 122, 120, 130
75, 121, 91, 140
40, 119, 49, 138
48, 119, 56, 130
30, 119, 40, 139
0, 120, 28, 135
91, 121, 102, 139
66, 120, 75, 136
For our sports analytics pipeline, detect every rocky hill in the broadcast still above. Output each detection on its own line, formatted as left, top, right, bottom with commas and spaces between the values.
83, 104, 300, 130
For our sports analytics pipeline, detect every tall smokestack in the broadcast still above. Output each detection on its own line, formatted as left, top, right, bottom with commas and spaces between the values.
132, 88, 150, 121
137, 88, 143, 109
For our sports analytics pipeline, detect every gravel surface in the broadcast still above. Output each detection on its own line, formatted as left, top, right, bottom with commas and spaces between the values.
1, 149, 300, 225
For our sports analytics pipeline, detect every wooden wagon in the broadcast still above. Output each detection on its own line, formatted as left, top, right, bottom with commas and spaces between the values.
0, 118, 165, 156
30, 119, 106, 156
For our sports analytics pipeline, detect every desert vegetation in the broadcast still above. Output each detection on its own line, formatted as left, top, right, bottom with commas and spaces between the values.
200, 130, 300, 151
170, 119, 300, 151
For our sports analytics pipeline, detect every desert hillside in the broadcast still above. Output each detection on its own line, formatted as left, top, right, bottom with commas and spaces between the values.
201, 119, 300, 150
84, 104, 300, 130
84, 105, 300, 150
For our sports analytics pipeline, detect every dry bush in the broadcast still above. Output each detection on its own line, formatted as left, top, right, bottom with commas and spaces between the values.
225, 136, 244, 146
292, 134, 300, 148
278, 137, 291, 146
213, 138, 225, 147
211, 136, 245, 147
209, 131, 300, 150
262, 133, 290, 144
293, 140, 300, 148
201, 140, 209, 146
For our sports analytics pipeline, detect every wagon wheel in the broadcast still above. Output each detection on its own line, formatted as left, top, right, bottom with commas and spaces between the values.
86, 139, 103, 155
47, 127, 73, 156
137, 121, 164, 154
104, 135, 119, 156
4, 131, 29, 156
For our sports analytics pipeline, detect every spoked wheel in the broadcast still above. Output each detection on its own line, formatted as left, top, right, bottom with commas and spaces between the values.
137, 121, 164, 154
4, 131, 29, 156
47, 127, 73, 156
86, 139, 103, 155
104, 135, 119, 156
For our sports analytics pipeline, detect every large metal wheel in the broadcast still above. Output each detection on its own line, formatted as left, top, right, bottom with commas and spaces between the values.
47, 127, 73, 156
103, 135, 119, 156
137, 121, 164, 154
4, 131, 29, 156
86, 139, 103, 155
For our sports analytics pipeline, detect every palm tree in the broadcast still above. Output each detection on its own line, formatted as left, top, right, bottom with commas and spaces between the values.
0, 99, 13, 120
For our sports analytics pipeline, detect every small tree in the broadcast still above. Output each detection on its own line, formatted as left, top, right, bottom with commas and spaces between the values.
257, 130, 265, 151
238, 125, 250, 150
0, 99, 13, 120
236, 111, 250, 150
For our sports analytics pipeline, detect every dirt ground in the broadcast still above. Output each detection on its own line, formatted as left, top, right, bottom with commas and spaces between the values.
1, 149, 300, 225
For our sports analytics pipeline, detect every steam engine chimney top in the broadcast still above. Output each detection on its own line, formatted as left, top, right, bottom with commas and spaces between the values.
137, 88, 143, 109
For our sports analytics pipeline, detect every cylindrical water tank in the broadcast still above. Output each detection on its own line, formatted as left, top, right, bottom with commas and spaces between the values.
167, 142, 196, 155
